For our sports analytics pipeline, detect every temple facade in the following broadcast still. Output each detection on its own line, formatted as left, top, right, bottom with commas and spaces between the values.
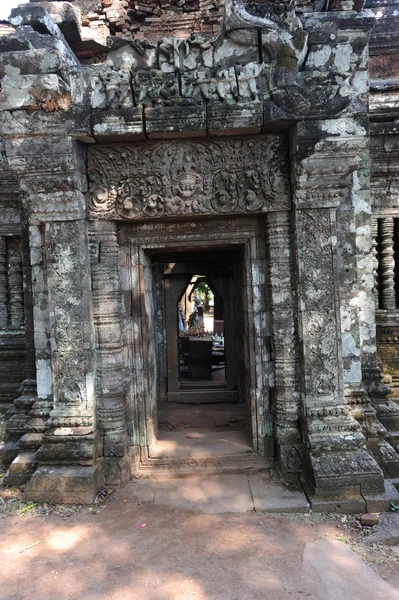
0, 0, 399, 511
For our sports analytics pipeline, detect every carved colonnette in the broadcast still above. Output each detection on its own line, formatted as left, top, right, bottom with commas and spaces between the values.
241, 226, 272, 458
265, 211, 302, 474
89, 220, 129, 488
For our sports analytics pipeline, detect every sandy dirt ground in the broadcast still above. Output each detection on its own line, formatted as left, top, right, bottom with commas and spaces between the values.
1, 482, 399, 600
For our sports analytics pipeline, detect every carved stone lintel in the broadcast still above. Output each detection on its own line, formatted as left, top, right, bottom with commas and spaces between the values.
88, 135, 291, 221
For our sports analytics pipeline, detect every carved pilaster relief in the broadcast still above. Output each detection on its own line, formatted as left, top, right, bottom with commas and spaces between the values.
296, 209, 340, 402
295, 208, 364, 452
7, 236, 24, 330
46, 222, 90, 410
31, 221, 97, 467
88, 135, 290, 221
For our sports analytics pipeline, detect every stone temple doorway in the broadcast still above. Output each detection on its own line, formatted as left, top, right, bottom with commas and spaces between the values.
119, 217, 274, 472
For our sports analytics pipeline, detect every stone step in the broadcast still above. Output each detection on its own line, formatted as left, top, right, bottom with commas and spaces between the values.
3, 451, 37, 487
137, 452, 273, 478
363, 478, 399, 512
18, 432, 44, 452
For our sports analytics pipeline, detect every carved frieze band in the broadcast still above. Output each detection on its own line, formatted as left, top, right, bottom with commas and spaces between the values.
88, 135, 290, 221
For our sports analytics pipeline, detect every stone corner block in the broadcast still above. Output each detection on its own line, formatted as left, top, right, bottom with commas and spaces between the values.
92, 108, 145, 143
0, 74, 70, 112
207, 102, 263, 136
24, 464, 99, 505
363, 479, 399, 513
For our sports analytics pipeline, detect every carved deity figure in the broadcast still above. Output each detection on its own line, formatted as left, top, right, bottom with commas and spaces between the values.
101, 69, 132, 108
175, 151, 203, 199
216, 68, 239, 102
237, 63, 261, 101
179, 35, 213, 71
212, 171, 238, 213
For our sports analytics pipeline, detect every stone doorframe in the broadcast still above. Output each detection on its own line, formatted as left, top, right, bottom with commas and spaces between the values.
89, 215, 302, 469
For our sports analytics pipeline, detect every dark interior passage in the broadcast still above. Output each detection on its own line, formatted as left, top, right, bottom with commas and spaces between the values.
150, 247, 249, 460
152, 248, 244, 405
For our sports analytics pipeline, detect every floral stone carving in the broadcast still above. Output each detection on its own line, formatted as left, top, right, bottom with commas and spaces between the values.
88, 135, 290, 220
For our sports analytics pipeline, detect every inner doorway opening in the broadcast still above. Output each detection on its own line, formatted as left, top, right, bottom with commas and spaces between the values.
152, 247, 254, 464
178, 274, 226, 389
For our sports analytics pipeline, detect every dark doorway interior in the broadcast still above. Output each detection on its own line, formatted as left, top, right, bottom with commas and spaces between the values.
151, 247, 250, 459
152, 248, 244, 405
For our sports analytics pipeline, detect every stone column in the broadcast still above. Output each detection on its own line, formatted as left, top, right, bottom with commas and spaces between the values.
89, 220, 129, 489
372, 217, 380, 310
266, 211, 302, 476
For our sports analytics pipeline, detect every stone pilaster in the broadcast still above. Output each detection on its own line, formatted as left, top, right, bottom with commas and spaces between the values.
335, 177, 383, 455
0, 236, 8, 329
372, 217, 380, 310
293, 120, 384, 506
7, 236, 24, 330
266, 211, 302, 475
2, 134, 100, 504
